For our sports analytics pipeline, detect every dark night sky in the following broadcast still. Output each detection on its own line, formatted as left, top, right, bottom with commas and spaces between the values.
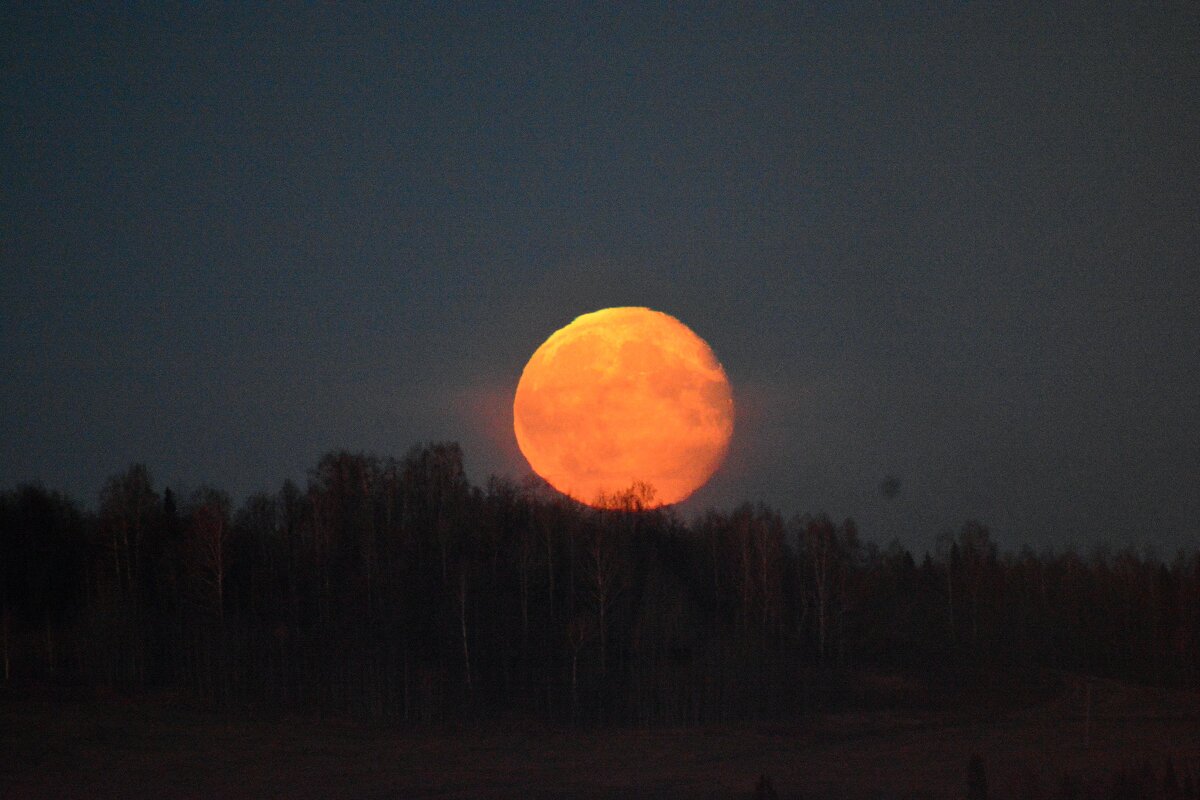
3, 4, 1197, 552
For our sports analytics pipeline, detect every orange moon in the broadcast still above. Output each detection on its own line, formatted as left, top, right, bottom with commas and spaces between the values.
513, 307, 734, 508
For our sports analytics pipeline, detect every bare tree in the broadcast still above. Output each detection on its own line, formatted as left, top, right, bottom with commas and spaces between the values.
97, 465, 159, 686
187, 488, 231, 621
458, 569, 472, 693
586, 519, 616, 676
567, 613, 593, 723
804, 515, 837, 661
99, 464, 158, 601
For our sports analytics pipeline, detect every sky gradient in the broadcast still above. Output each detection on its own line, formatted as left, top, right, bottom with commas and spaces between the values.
3, 4, 1197, 552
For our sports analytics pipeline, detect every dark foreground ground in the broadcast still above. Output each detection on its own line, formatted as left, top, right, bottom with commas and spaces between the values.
3, 679, 1199, 799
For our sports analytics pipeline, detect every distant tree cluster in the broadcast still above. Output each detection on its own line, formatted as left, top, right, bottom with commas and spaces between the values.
2, 444, 1199, 724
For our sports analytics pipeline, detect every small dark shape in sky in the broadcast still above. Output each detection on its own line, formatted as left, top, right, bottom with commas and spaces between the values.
880, 476, 901, 500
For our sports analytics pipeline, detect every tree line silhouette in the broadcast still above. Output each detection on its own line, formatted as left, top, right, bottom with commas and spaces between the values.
3, 443, 1198, 725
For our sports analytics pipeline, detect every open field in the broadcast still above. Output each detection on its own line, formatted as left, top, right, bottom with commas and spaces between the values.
3, 681, 1200, 799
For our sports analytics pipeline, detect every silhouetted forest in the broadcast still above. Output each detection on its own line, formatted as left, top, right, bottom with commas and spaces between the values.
3, 444, 1198, 725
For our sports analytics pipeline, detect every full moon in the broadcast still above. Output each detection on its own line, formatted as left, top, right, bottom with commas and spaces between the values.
513, 307, 734, 508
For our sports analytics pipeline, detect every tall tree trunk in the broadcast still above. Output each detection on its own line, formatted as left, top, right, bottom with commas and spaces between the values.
571, 649, 580, 724
2, 607, 10, 682
44, 622, 54, 675
947, 564, 955, 637
544, 520, 556, 626
458, 571, 472, 693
